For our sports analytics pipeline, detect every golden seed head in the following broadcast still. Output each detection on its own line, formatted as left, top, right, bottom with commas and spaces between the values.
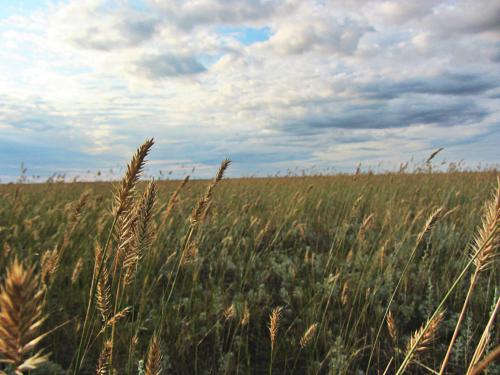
268, 306, 283, 351
299, 323, 318, 348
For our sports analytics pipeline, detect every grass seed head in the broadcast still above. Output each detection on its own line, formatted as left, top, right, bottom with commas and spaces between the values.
0, 258, 48, 373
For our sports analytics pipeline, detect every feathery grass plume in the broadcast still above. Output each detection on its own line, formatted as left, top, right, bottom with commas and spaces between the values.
162, 175, 190, 223
405, 309, 445, 361
268, 306, 282, 375
122, 180, 157, 286
111, 139, 153, 272
416, 206, 445, 247
113, 211, 138, 278
300, 323, 318, 348
0, 258, 48, 373
223, 304, 236, 321
358, 213, 374, 241
113, 139, 154, 218
190, 159, 231, 226
100, 307, 131, 333
426, 147, 444, 164
439, 178, 499, 375
341, 280, 349, 306
180, 242, 199, 266
241, 302, 250, 327
40, 247, 60, 288
62, 191, 89, 250
112, 140, 154, 278
467, 295, 500, 374
268, 306, 283, 352
3, 243, 12, 258
96, 340, 112, 375
386, 311, 397, 343
71, 258, 83, 285
95, 243, 111, 323
146, 333, 162, 375
470, 177, 500, 271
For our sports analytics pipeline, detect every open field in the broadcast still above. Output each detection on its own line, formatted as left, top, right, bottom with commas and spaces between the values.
0, 144, 498, 374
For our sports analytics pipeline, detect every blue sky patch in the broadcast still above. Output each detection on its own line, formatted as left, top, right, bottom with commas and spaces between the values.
216, 26, 272, 45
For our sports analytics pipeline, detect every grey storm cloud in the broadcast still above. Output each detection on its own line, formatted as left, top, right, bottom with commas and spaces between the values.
426, 1, 500, 35
151, 0, 294, 30
281, 97, 489, 134
361, 72, 499, 99
130, 54, 207, 78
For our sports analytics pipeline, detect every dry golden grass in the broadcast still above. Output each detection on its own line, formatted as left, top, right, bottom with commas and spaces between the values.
0, 259, 48, 374
406, 309, 445, 358
439, 177, 499, 374
145, 334, 162, 375
299, 323, 318, 349
1, 139, 498, 374
269, 306, 283, 352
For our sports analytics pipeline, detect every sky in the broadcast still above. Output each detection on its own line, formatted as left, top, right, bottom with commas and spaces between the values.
0, 0, 499, 181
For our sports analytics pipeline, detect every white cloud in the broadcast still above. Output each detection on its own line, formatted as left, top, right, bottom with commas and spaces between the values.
0, 0, 498, 181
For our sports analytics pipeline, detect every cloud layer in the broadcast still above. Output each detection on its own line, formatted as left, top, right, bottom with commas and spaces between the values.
0, 0, 499, 181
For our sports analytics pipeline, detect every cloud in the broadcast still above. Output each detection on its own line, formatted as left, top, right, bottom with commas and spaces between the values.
49, 1, 159, 51
148, 0, 296, 30
266, 17, 373, 55
129, 53, 207, 78
429, 1, 500, 35
281, 96, 489, 134
361, 72, 499, 99
370, 1, 436, 24
0, 0, 498, 181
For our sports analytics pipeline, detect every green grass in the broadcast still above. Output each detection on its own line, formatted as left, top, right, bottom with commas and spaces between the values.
0, 170, 498, 374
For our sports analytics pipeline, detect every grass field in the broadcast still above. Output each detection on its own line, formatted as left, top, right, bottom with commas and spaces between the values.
0, 140, 498, 374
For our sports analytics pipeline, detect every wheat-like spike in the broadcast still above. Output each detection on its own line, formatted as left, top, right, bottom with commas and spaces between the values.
268, 306, 283, 351
223, 304, 236, 320
134, 180, 157, 250
71, 258, 84, 285
416, 207, 444, 246
190, 159, 231, 225
62, 191, 90, 249
471, 177, 500, 271
96, 340, 112, 375
99, 307, 131, 335
123, 180, 157, 286
113, 138, 154, 218
40, 247, 60, 288
299, 323, 318, 348
341, 280, 349, 306
406, 309, 445, 360
95, 243, 111, 323
106, 306, 131, 327
241, 302, 250, 327
113, 210, 138, 278
426, 147, 444, 163
146, 333, 162, 375
163, 175, 190, 221
386, 311, 397, 343
358, 213, 374, 240
0, 258, 49, 373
